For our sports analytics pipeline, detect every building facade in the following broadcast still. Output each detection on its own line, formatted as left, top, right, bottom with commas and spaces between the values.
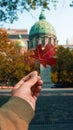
28, 10, 57, 50
7, 28, 29, 51
28, 10, 57, 88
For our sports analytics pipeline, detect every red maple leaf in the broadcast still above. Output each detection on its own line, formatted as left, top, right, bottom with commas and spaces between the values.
32, 44, 56, 67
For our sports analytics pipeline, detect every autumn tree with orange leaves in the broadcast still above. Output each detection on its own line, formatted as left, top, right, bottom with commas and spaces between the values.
0, 29, 38, 86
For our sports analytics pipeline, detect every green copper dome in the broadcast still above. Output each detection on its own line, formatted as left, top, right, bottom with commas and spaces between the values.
29, 10, 56, 37
15, 35, 26, 48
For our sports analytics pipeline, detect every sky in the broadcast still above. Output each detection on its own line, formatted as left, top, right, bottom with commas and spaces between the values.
1, 0, 73, 45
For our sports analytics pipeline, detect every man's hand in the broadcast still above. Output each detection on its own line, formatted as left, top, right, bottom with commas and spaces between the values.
12, 71, 43, 110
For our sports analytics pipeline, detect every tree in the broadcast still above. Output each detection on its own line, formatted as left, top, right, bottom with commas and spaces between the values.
0, 0, 58, 23
70, 0, 73, 7
0, 0, 73, 23
0, 29, 38, 86
0, 29, 23, 85
51, 46, 73, 87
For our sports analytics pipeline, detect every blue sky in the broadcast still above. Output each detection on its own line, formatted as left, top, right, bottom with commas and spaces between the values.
1, 0, 73, 44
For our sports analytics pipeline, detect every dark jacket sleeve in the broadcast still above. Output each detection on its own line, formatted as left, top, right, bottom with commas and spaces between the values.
0, 97, 34, 130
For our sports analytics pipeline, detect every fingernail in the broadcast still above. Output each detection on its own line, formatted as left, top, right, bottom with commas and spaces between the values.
31, 73, 37, 77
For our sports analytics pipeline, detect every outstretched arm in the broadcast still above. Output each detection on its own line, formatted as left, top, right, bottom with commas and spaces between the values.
0, 71, 43, 130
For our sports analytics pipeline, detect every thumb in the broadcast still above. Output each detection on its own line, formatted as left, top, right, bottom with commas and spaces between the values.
24, 71, 38, 88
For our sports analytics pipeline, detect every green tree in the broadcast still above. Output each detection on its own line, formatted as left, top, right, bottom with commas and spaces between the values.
0, 0, 58, 23
51, 46, 73, 87
1, 0, 73, 23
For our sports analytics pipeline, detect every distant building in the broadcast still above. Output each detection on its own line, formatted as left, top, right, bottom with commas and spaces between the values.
66, 36, 73, 45
7, 28, 28, 40
7, 28, 29, 51
28, 10, 57, 88
63, 44, 73, 50
28, 10, 57, 49
64, 37, 73, 50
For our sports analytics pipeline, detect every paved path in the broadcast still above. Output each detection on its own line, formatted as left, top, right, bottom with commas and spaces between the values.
29, 88, 73, 130
29, 123, 73, 130
0, 88, 73, 130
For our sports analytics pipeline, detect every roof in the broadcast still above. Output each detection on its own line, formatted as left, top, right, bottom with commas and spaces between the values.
29, 10, 56, 37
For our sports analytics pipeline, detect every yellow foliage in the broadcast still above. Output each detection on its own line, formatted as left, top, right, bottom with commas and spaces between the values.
51, 72, 58, 83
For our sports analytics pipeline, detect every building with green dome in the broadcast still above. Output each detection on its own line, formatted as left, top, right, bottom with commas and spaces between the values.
28, 10, 57, 49
28, 10, 57, 88
14, 34, 27, 54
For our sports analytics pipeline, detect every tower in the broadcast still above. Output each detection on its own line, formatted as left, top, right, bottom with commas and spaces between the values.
15, 35, 27, 54
29, 10, 57, 88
